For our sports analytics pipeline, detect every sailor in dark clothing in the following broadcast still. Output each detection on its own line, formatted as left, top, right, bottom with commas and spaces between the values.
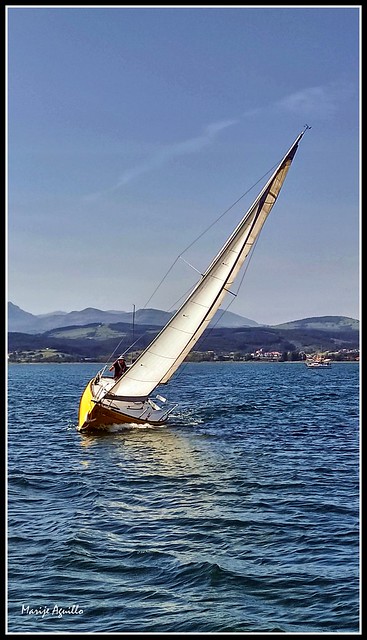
109, 357, 127, 380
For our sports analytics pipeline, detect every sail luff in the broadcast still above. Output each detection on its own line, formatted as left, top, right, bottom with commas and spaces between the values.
199, 130, 304, 278
109, 130, 305, 400
158, 158, 294, 384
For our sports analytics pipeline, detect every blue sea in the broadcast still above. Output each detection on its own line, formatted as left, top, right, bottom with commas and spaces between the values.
7, 361, 360, 634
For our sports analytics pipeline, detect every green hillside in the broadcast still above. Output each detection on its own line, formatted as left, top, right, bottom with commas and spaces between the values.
8, 320, 359, 363
273, 315, 359, 332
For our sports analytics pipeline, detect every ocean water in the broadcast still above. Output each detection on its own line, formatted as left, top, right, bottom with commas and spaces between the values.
7, 361, 360, 634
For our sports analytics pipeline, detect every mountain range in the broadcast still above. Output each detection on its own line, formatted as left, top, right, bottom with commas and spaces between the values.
8, 302, 359, 335
8, 303, 359, 360
8, 302, 261, 334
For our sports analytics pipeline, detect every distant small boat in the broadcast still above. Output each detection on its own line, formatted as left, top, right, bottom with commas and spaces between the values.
305, 356, 331, 368
77, 126, 309, 433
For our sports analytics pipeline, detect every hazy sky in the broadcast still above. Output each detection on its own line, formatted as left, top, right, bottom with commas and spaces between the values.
7, 5, 360, 325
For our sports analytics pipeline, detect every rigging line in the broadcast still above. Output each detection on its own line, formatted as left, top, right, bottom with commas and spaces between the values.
141, 257, 180, 309
118, 260, 200, 361
140, 163, 278, 311
109, 200, 265, 382
179, 166, 278, 256
102, 161, 278, 371
172, 234, 262, 384
105, 277, 200, 364
171, 290, 239, 384
179, 255, 203, 275
100, 314, 148, 370
167, 227, 260, 317
101, 226, 259, 373
104, 320, 158, 366
104, 278, 194, 368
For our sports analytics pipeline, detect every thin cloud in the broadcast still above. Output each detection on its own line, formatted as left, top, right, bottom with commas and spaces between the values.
84, 118, 238, 200
117, 118, 238, 187
83, 81, 354, 201
276, 81, 354, 118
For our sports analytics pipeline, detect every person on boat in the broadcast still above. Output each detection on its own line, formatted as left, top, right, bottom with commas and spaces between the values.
109, 357, 127, 380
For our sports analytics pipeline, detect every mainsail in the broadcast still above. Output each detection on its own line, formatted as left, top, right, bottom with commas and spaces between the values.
109, 129, 306, 401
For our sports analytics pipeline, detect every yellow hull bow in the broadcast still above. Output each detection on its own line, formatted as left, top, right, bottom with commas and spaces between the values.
77, 378, 171, 433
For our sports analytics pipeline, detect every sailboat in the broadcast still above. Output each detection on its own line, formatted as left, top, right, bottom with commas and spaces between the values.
305, 354, 331, 368
78, 126, 309, 433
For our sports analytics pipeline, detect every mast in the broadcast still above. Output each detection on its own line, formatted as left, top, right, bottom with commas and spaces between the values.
110, 128, 308, 400
132, 304, 135, 363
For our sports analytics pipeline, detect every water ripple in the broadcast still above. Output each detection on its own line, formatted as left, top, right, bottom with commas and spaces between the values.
7, 362, 360, 633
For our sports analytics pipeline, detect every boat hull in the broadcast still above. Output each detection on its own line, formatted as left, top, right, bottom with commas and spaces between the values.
77, 378, 169, 433
305, 361, 331, 368
78, 379, 96, 428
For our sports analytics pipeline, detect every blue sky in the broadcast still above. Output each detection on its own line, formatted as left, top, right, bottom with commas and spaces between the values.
7, 5, 360, 325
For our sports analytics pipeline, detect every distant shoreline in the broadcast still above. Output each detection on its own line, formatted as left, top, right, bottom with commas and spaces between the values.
8, 360, 359, 365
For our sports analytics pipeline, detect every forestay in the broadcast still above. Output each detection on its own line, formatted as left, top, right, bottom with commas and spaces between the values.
109, 130, 305, 400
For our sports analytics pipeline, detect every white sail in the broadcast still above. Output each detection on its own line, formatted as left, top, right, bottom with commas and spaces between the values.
110, 130, 305, 400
